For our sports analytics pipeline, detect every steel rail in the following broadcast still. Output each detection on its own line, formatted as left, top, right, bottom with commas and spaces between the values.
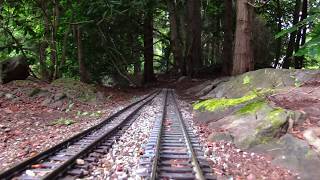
150, 89, 168, 180
43, 90, 160, 179
170, 90, 206, 180
149, 89, 206, 180
0, 90, 160, 180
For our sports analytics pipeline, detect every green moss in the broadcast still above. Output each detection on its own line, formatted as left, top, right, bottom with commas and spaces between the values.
237, 100, 265, 115
193, 92, 257, 112
243, 75, 251, 85
51, 118, 75, 126
267, 108, 285, 127
305, 149, 315, 159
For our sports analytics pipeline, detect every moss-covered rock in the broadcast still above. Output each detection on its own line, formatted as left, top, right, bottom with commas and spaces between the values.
52, 78, 98, 102
208, 102, 302, 149
236, 100, 266, 115
193, 92, 257, 112
201, 68, 320, 99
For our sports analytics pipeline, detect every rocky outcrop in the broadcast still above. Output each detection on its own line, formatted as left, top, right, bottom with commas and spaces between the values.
251, 134, 320, 180
199, 68, 320, 99
207, 101, 303, 149
191, 69, 320, 178
185, 77, 230, 98
0, 56, 30, 84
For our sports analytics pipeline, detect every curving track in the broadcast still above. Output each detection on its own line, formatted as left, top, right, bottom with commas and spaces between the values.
138, 89, 216, 180
0, 90, 161, 180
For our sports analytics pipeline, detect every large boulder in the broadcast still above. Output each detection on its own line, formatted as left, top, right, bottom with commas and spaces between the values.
185, 77, 230, 98
0, 56, 30, 84
51, 78, 103, 103
250, 134, 320, 180
206, 100, 303, 149
201, 68, 320, 99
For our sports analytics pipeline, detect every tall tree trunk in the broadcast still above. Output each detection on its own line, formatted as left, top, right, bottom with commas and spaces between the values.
222, 0, 234, 75
274, 0, 282, 68
49, 0, 59, 80
143, 11, 155, 83
167, 0, 183, 74
295, 0, 308, 69
282, 0, 301, 69
186, 0, 201, 77
39, 41, 49, 81
57, 25, 71, 78
76, 26, 90, 83
232, 0, 254, 75
177, 2, 187, 76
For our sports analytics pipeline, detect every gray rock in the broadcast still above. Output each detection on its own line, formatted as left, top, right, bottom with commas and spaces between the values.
185, 77, 230, 98
193, 98, 259, 124
177, 76, 189, 83
208, 132, 233, 142
4, 93, 14, 99
208, 103, 302, 149
96, 91, 105, 102
250, 134, 320, 180
201, 68, 320, 99
41, 98, 52, 106
53, 93, 66, 101
0, 56, 30, 84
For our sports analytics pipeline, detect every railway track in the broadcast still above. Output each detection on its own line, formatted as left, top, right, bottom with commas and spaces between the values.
138, 89, 216, 180
0, 90, 161, 180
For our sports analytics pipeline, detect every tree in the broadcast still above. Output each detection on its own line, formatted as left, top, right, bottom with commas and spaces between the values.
232, 0, 254, 75
143, 10, 155, 83
274, 0, 283, 68
294, 0, 308, 69
167, 0, 183, 74
186, 0, 202, 77
222, 0, 234, 75
282, 0, 302, 69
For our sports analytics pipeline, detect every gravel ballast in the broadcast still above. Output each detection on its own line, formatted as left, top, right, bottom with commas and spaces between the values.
81, 94, 164, 179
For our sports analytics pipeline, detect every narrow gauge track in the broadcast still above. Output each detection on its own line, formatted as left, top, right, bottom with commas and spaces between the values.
0, 90, 161, 180
139, 89, 216, 180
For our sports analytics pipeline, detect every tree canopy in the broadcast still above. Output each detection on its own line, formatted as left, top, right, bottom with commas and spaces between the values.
1, 0, 320, 84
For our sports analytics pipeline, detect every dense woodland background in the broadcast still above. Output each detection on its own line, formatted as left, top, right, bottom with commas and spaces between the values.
0, 0, 320, 85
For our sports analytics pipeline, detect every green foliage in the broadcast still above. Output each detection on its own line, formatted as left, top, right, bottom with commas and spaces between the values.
76, 110, 102, 117
51, 118, 75, 126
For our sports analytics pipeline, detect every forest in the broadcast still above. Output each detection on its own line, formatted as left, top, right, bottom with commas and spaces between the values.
0, 0, 319, 84
1, 0, 320, 179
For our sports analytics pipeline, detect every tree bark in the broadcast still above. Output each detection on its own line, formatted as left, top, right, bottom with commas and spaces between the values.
186, 0, 202, 77
274, 0, 282, 68
39, 41, 49, 81
177, 2, 187, 76
282, 0, 301, 69
222, 0, 234, 75
294, 0, 308, 69
143, 11, 155, 83
76, 26, 90, 83
232, 0, 254, 75
57, 25, 71, 78
167, 0, 183, 74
